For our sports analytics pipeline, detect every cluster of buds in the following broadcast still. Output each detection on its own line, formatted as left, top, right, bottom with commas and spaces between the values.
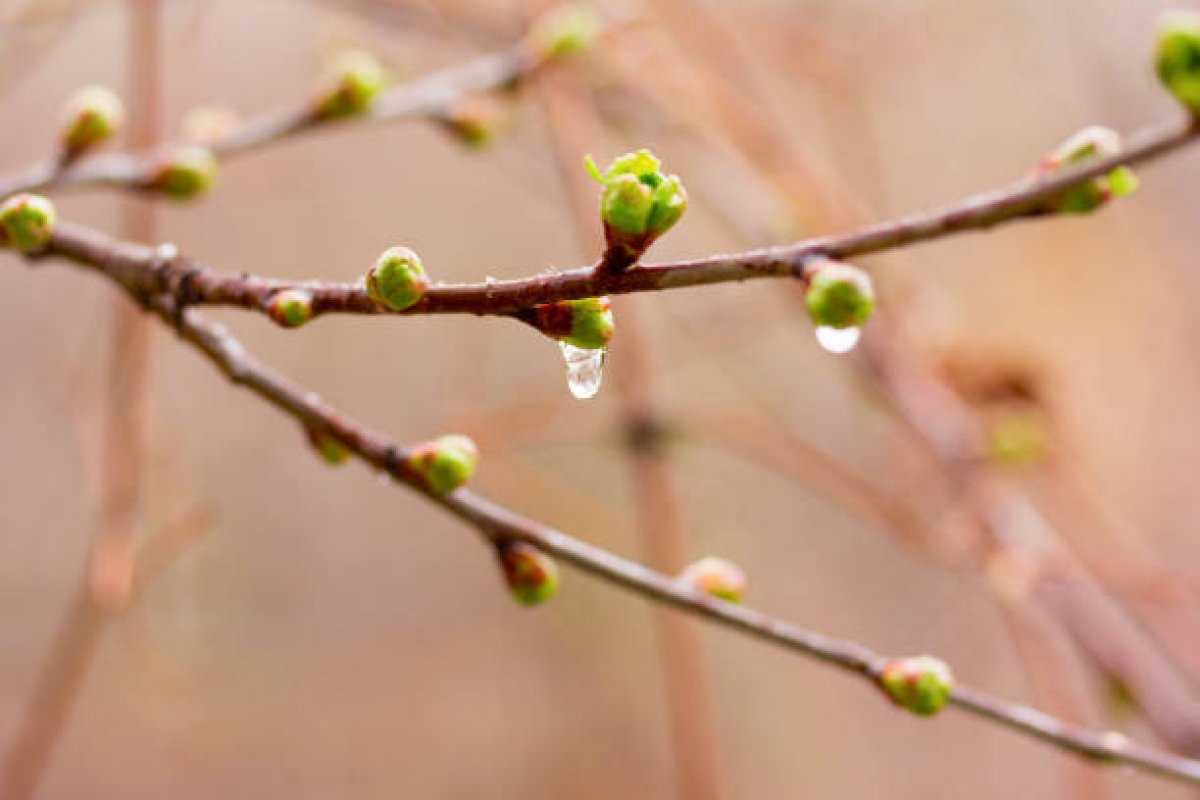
267, 289, 316, 328
525, 4, 599, 61
311, 50, 387, 120
495, 540, 560, 606
1035, 127, 1138, 214
586, 149, 687, 268
407, 434, 479, 494
678, 556, 747, 603
530, 296, 614, 350
365, 246, 429, 311
1156, 11, 1200, 114
145, 144, 218, 200
878, 656, 954, 716
803, 258, 876, 330
59, 86, 124, 159
306, 425, 350, 465
0, 193, 56, 253
436, 94, 506, 150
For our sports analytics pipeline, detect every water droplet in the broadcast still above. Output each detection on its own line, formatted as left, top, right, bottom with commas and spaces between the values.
560, 341, 605, 399
815, 325, 861, 354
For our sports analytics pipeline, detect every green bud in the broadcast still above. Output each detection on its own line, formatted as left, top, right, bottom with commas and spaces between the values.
879, 656, 954, 716
306, 425, 349, 465
985, 409, 1048, 468
365, 246, 428, 311
532, 296, 614, 350
496, 540, 560, 606
679, 556, 746, 603
407, 434, 478, 494
587, 149, 688, 263
147, 145, 218, 200
1038, 126, 1137, 214
267, 289, 315, 328
0, 193, 56, 253
1156, 11, 1200, 114
312, 50, 386, 119
438, 95, 505, 149
804, 260, 875, 330
60, 86, 124, 155
526, 4, 599, 60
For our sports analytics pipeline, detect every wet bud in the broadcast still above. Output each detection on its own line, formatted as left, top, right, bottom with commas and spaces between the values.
267, 289, 315, 328
312, 50, 386, 120
985, 409, 1048, 468
1156, 11, 1200, 114
526, 4, 599, 61
679, 556, 746, 603
146, 145, 218, 200
181, 104, 240, 146
804, 260, 875, 330
0, 193, 56, 253
879, 656, 954, 716
306, 425, 349, 465
60, 86, 123, 156
365, 246, 428, 311
496, 540, 560, 606
437, 94, 505, 149
407, 434, 478, 494
1037, 126, 1138, 214
586, 149, 687, 265
532, 296, 614, 350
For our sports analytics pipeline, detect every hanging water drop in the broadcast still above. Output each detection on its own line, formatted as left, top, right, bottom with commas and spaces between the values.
815, 325, 861, 354
560, 341, 605, 399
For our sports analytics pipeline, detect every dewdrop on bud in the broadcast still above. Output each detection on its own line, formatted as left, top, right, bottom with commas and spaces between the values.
60, 86, 123, 156
312, 50, 386, 119
365, 246, 428, 311
1156, 11, 1200, 114
586, 149, 687, 266
267, 289, 315, 328
804, 259, 875, 330
679, 556, 746, 603
496, 540, 560, 606
306, 426, 349, 465
1037, 126, 1137, 214
532, 296, 614, 350
0, 193, 56, 253
146, 144, 218, 200
526, 4, 599, 60
879, 656, 954, 716
407, 434, 478, 494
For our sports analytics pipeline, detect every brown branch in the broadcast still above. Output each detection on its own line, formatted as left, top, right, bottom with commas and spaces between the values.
13, 227, 1200, 789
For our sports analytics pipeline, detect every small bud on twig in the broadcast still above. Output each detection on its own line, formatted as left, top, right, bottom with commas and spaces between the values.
59, 86, 123, 158
267, 289, 315, 328
985, 409, 1048, 468
0, 193, 56, 253
879, 656, 954, 716
365, 246, 428, 311
407, 434, 479, 494
496, 540, 560, 605
679, 556, 746, 603
804, 259, 875, 330
531, 296, 614, 350
436, 94, 506, 149
145, 144, 218, 200
1036, 126, 1138, 214
586, 149, 687, 269
311, 50, 387, 120
1156, 11, 1200, 114
526, 4, 599, 61
306, 425, 350, 465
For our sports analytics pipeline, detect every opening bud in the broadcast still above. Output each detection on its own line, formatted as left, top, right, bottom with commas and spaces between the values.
496, 540, 560, 606
60, 86, 124, 156
586, 149, 687, 266
146, 145, 218, 200
267, 289, 315, 328
804, 259, 875, 330
1037, 126, 1137, 214
679, 556, 746, 603
531, 296, 614, 350
879, 656, 954, 716
0, 193, 56, 253
365, 246, 428, 311
312, 50, 386, 119
1157, 11, 1200, 114
407, 434, 478, 494
526, 4, 599, 61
